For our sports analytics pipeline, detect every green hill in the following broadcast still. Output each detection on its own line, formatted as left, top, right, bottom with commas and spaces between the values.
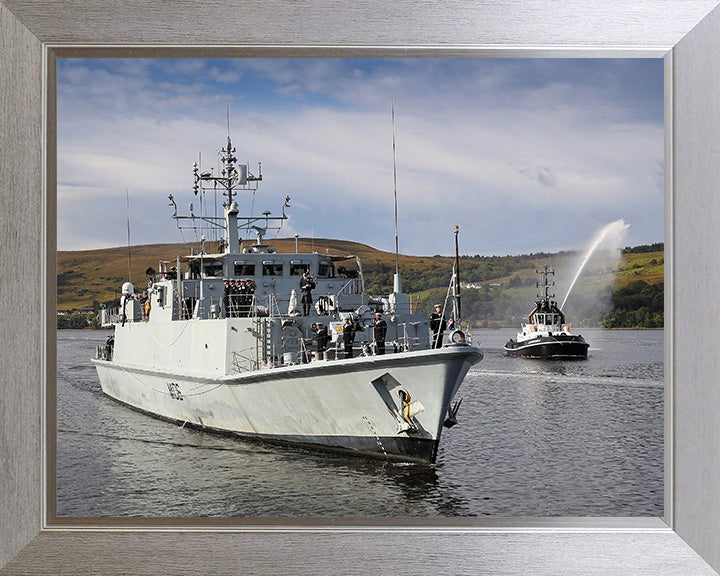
57, 240, 664, 329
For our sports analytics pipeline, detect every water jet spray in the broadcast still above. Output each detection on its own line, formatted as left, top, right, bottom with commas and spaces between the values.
560, 219, 630, 310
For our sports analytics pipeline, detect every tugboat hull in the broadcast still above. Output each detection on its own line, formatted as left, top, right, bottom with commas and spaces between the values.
504, 335, 589, 359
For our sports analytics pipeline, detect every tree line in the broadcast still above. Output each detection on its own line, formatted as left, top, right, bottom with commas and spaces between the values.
408, 279, 663, 329
602, 280, 663, 329
58, 245, 663, 330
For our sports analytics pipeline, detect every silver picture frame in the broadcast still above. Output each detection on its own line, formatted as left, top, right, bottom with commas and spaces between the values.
2, 1, 720, 574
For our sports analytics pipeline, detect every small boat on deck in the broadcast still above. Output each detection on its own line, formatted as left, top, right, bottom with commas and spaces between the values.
504, 265, 589, 359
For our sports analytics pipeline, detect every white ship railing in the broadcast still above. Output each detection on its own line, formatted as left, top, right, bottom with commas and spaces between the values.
225, 294, 257, 318
335, 278, 362, 297
266, 293, 285, 319
394, 322, 423, 352
298, 337, 311, 363
179, 299, 194, 320
231, 348, 260, 373
102, 309, 120, 326
95, 344, 112, 360
463, 322, 473, 345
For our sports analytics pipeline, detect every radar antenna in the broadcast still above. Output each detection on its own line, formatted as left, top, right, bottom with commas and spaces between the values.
171, 130, 287, 255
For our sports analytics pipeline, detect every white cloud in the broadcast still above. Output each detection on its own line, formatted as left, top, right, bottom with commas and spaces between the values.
57, 58, 664, 255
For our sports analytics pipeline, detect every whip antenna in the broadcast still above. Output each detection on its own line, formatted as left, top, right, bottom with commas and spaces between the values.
454, 225, 461, 321
392, 99, 399, 276
126, 188, 132, 283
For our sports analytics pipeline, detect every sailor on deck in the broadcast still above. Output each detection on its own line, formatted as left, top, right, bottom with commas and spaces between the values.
104, 333, 114, 360
372, 312, 387, 355
316, 323, 329, 360
430, 304, 447, 349
342, 317, 355, 359
222, 280, 231, 317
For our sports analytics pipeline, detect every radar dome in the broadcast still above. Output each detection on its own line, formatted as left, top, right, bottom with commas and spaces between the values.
121, 282, 135, 296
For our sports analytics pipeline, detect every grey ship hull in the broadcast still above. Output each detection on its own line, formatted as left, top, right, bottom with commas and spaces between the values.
93, 344, 482, 463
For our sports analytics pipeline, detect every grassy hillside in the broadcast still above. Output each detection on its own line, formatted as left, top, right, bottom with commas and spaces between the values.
58, 243, 204, 310
56, 237, 435, 310
614, 252, 664, 286
57, 239, 663, 328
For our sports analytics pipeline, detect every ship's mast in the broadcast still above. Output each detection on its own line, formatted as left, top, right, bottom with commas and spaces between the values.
391, 100, 403, 295
170, 131, 292, 256
392, 99, 400, 277
537, 264, 555, 301
453, 225, 461, 321
220, 135, 241, 253
181, 135, 271, 255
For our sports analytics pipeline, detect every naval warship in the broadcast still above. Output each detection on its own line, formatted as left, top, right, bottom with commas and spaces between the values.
93, 135, 483, 463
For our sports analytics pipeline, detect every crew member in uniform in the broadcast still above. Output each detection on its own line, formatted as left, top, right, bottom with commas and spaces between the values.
104, 333, 115, 360
238, 280, 248, 317
225, 280, 233, 317
222, 280, 231, 318
430, 304, 447, 349
245, 279, 256, 316
372, 312, 387, 355
316, 323, 329, 360
342, 317, 355, 359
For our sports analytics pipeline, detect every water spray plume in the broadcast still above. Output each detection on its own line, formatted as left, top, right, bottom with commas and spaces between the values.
561, 219, 630, 310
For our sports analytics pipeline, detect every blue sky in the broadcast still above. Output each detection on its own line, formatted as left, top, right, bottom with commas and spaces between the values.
57, 58, 664, 256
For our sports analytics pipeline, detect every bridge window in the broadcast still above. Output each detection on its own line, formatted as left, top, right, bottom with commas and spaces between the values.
290, 260, 310, 276
262, 261, 284, 276
317, 260, 334, 278
234, 261, 256, 276
203, 260, 224, 278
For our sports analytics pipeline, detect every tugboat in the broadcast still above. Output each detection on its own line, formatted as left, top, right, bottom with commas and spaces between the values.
503, 264, 589, 359
92, 134, 483, 463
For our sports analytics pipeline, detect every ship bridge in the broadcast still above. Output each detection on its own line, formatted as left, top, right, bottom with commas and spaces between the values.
135, 247, 367, 323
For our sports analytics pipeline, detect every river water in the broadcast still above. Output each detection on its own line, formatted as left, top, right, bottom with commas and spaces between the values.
56, 328, 663, 518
